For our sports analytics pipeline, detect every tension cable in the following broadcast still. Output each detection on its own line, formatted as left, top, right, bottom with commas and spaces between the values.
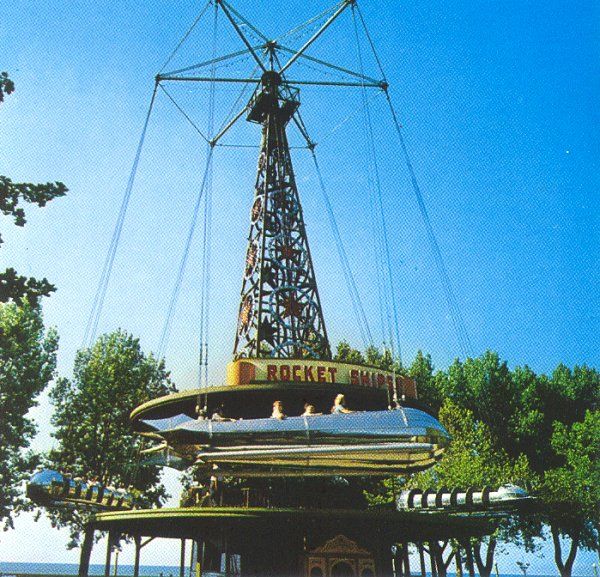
157, 147, 215, 360
385, 90, 473, 357
310, 149, 373, 349
83, 84, 158, 347
355, 4, 473, 357
159, 0, 212, 73
198, 2, 219, 397
352, 6, 402, 365
158, 83, 211, 144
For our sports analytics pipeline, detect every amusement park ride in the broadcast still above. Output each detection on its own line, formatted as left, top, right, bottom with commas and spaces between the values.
28, 1, 532, 576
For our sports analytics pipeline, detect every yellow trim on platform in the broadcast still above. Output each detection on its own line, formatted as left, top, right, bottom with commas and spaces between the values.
94, 506, 275, 523
92, 506, 422, 523
130, 388, 212, 421
130, 383, 323, 421
90, 506, 497, 530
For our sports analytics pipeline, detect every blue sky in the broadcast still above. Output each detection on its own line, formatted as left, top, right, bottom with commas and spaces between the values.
0, 0, 598, 572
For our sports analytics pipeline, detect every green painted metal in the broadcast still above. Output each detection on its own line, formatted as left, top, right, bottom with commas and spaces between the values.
89, 506, 498, 542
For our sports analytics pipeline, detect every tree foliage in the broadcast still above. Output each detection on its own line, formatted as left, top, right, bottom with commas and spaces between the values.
356, 347, 598, 577
513, 364, 599, 576
439, 352, 521, 458
45, 330, 176, 547
0, 302, 58, 530
408, 350, 445, 413
0, 73, 67, 305
0, 72, 15, 103
410, 399, 531, 490
515, 364, 599, 472
545, 410, 600, 521
0, 176, 68, 243
0, 267, 58, 307
334, 340, 404, 374
540, 410, 600, 576
334, 340, 366, 365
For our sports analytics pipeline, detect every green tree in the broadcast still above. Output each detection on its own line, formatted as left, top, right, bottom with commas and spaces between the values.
334, 341, 403, 374
333, 340, 365, 365
46, 330, 176, 551
441, 352, 521, 458
539, 410, 600, 577
0, 73, 67, 305
513, 364, 599, 574
408, 350, 445, 413
515, 364, 599, 472
408, 399, 533, 577
0, 71, 15, 102
0, 302, 58, 530
411, 400, 531, 491
364, 345, 400, 372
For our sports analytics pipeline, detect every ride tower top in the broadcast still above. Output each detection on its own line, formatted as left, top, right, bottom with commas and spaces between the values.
234, 65, 331, 360
148, 0, 393, 367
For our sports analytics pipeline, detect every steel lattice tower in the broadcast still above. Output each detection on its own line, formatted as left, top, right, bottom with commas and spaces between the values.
234, 71, 331, 360
149, 0, 388, 359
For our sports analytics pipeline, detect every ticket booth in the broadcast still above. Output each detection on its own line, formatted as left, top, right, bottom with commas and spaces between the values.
303, 535, 376, 577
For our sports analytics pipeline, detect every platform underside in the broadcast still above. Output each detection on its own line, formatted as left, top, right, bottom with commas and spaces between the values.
91, 506, 496, 542
193, 444, 444, 476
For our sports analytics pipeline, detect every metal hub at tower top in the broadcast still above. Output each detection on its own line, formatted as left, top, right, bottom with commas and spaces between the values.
234, 69, 331, 360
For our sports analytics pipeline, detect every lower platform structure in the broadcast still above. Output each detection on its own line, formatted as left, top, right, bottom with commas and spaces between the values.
82, 506, 497, 577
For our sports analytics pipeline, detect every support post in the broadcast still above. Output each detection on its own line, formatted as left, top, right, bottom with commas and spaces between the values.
455, 545, 463, 577
224, 532, 230, 577
462, 540, 475, 577
428, 542, 438, 577
133, 536, 141, 577
180, 539, 186, 577
78, 525, 95, 577
104, 532, 113, 577
199, 541, 206, 577
189, 540, 196, 577
402, 542, 411, 577
395, 545, 404, 577
418, 544, 427, 577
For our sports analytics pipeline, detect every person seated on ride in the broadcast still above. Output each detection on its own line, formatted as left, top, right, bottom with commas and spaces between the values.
271, 400, 286, 420
331, 393, 354, 414
211, 405, 234, 422
302, 403, 322, 416
189, 483, 207, 507
195, 404, 208, 420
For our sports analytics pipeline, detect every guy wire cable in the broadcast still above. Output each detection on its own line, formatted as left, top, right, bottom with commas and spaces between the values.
310, 148, 373, 349
157, 148, 215, 360
83, 84, 158, 348
355, 3, 473, 358
199, 1, 219, 396
159, 0, 212, 74
352, 6, 402, 363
